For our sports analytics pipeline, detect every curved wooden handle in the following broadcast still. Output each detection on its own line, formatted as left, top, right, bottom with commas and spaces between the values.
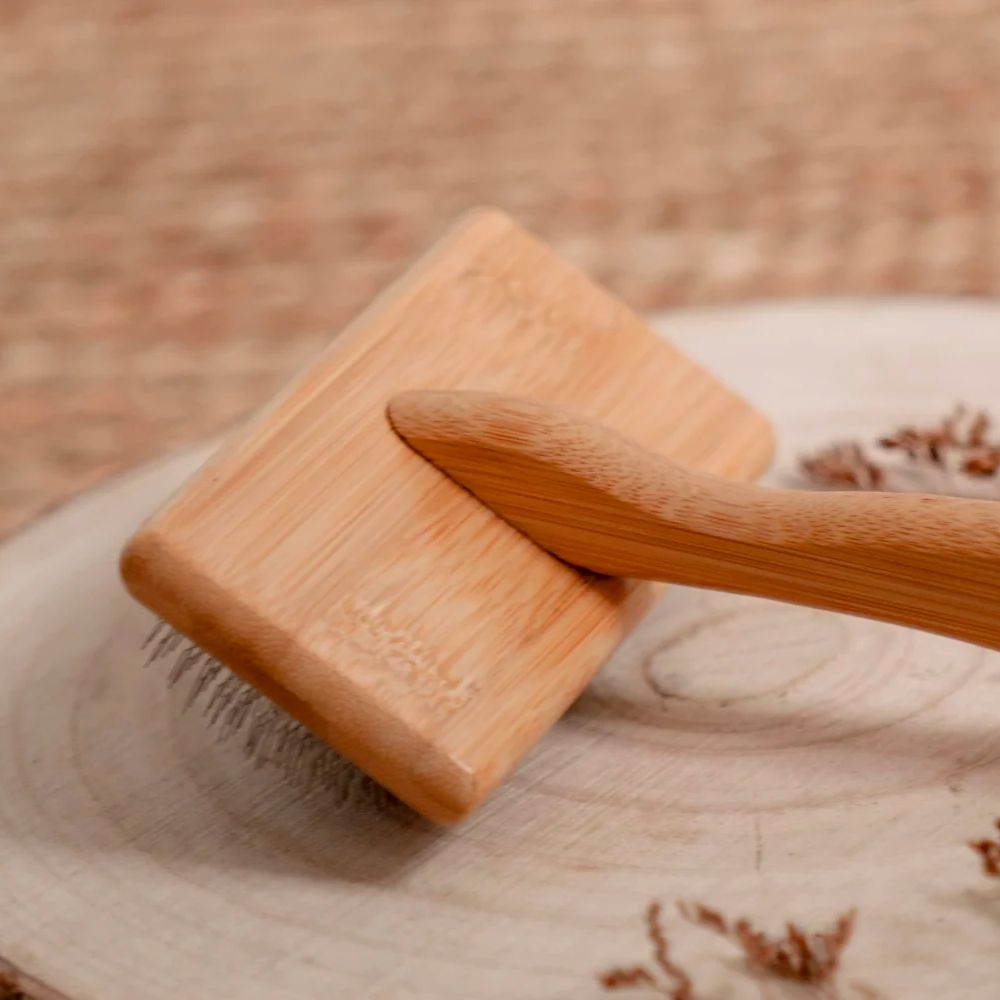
613, 481, 1000, 652
389, 390, 1000, 651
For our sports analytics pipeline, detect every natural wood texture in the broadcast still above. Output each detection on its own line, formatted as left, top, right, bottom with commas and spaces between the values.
118, 209, 772, 823
6, 302, 1000, 998
391, 389, 1000, 653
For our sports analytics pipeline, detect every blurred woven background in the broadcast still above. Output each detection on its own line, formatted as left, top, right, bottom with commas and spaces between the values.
4, 0, 1000, 538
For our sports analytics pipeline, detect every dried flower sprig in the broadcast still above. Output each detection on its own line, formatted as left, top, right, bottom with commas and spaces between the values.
801, 406, 1000, 498
802, 441, 884, 490
600, 900, 857, 996
679, 901, 856, 985
969, 817, 1000, 876
600, 902, 693, 999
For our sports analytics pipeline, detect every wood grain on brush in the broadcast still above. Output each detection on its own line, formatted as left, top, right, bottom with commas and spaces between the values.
118, 210, 773, 823
388, 389, 1000, 651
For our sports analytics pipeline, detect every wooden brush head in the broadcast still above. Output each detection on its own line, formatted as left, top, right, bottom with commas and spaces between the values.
119, 208, 773, 822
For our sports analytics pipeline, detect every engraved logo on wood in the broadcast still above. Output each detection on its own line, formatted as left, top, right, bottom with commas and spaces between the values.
313, 595, 475, 718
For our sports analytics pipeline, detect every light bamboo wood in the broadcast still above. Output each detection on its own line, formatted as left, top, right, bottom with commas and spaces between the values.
6, 301, 1000, 999
390, 389, 1000, 653
118, 209, 772, 823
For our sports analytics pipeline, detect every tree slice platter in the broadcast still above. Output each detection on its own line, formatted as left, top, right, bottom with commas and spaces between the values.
3, 299, 1000, 999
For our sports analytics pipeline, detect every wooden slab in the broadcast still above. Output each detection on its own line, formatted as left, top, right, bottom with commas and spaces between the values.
119, 209, 772, 822
4, 300, 1000, 998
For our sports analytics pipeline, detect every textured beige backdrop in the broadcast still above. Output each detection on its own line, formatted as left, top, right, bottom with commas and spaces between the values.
4, 0, 1000, 537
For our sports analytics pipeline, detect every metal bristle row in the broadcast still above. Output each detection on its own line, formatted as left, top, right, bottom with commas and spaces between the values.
142, 621, 392, 810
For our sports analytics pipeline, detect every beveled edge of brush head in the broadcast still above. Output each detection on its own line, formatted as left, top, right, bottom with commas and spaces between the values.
119, 527, 479, 823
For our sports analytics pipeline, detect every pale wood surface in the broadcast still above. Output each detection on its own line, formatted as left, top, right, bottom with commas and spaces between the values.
390, 388, 1000, 652
119, 209, 771, 822
4, 299, 1000, 998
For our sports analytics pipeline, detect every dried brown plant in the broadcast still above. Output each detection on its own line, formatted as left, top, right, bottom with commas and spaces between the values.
678, 901, 856, 986
600, 901, 693, 999
801, 406, 1000, 496
801, 441, 884, 490
969, 817, 1000, 876
601, 900, 858, 996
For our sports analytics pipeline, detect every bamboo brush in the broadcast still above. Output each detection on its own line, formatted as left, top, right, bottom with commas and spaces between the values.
120, 208, 773, 822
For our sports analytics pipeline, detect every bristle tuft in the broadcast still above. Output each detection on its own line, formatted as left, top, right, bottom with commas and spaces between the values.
142, 622, 396, 811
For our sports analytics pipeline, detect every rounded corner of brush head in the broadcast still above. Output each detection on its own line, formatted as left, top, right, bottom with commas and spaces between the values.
452, 204, 518, 238
118, 524, 187, 613
118, 526, 161, 594
410, 776, 484, 826
371, 739, 488, 826
436, 766, 499, 825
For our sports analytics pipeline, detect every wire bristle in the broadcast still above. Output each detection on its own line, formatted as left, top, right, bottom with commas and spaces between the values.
143, 622, 394, 811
